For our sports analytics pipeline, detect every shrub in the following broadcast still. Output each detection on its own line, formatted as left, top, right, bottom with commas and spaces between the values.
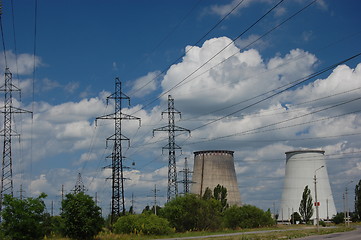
223, 205, 275, 229
113, 213, 174, 235
332, 212, 345, 224
160, 194, 222, 232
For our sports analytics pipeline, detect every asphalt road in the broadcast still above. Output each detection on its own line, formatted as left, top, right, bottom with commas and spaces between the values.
294, 226, 361, 240
154, 226, 361, 240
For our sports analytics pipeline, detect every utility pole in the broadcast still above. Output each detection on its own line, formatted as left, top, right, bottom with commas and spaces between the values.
0, 68, 32, 213
314, 165, 324, 232
73, 172, 86, 194
152, 184, 159, 215
345, 181, 353, 227
18, 184, 25, 200
343, 193, 346, 225
96, 77, 140, 223
153, 95, 190, 202
130, 193, 135, 214
177, 157, 194, 194
61, 184, 64, 201
51, 200, 54, 216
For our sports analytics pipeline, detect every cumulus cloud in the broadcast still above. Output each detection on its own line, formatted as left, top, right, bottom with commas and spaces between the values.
161, 37, 317, 116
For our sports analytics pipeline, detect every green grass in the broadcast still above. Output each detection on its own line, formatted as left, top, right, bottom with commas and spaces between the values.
45, 223, 359, 240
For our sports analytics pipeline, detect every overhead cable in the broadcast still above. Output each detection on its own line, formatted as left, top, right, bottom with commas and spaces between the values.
128, 0, 246, 97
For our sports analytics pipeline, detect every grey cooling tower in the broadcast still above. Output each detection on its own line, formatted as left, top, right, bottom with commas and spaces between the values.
191, 150, 242, 206
279, 150, 336, 222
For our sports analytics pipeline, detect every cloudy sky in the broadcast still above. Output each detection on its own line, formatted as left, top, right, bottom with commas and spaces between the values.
0, 0, 360, 216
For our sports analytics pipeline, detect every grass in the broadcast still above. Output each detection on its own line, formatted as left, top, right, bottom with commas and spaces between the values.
45, 223, 359, 240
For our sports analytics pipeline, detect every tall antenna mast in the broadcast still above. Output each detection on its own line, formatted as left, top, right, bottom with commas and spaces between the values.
0, 68, 32, 212
96, 77, 140, 223
153, 95, 190, 202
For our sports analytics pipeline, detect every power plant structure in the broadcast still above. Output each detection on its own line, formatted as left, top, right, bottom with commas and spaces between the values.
279, 150, 337, 222
190, 150, 242, 206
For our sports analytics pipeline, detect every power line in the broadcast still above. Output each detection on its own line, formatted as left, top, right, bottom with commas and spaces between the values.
189, 108, 361, 145
132, 0, 287, 114
129, 53, 361, 151
129, 0, 246, 97
182, 86, 361, 122
0, 0, 8, 67
190, 52, 361, 132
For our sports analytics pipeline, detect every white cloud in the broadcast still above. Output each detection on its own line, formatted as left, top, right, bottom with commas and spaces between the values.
0, 51, 42, 76
29, 174, 55, 196
161, 37, 317, 116
130, 71, 160, 97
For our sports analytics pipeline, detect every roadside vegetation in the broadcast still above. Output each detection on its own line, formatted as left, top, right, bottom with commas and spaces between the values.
0, 181, 360, 240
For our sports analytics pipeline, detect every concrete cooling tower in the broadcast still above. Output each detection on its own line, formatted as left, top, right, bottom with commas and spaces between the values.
191, 150, 242, 206
279, 150, 336, 222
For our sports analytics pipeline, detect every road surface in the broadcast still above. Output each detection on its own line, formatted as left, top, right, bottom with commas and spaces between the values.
153, 226, 361, 240
294, 226, 361, 240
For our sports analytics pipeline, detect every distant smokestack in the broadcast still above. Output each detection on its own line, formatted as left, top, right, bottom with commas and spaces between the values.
191, 150, 242, 206
279, 150, 336, 222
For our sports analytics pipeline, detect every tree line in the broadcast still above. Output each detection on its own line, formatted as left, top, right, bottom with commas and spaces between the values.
0, 180, 360, 239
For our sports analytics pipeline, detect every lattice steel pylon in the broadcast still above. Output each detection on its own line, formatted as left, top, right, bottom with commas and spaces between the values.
96, 77, 140, 223
73, 172, 86, 194
177, 157, 194, 194
153, 95, 190, 202
0, 68, 32, 212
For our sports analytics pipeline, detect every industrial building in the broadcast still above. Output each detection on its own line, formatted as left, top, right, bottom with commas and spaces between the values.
190, 150, 242, 206
279, 150, 337, 222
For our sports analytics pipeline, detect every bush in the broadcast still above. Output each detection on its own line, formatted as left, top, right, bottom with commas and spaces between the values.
223, 205, 275, 229
319, 220, 326, 227
113, 213, 174, 235
332, 212, 345, 224
160, 194, 222, 232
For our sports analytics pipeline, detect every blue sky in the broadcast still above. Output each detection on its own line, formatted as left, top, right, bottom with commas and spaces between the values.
0, 0, 360, 217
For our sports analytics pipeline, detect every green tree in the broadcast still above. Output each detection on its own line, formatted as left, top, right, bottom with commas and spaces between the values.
160, 194, 222, 231
355, 179, 361, 221
0, 193, 47, 240
61, 192, 104, 240
299, 185, 314, 223
202, 187, 212, 200
213, 184, 228, 210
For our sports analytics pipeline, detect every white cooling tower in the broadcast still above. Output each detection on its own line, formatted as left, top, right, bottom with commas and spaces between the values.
191, 150, 242, 206
279, 150, 336, 222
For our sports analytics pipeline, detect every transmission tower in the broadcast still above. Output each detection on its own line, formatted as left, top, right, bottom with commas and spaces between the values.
96, 77, 140, 223
177, 157, 194, 194
73, 172, 86, 194
0, 68, 32, 212
153, 95, 190, 202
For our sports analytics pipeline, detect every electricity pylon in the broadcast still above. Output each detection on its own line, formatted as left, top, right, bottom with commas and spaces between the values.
96, 77, 140, 223
153, 95, 190, 202
73, 172, 86, 194
178, 157, 194, 194
0, 68, 32, 212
